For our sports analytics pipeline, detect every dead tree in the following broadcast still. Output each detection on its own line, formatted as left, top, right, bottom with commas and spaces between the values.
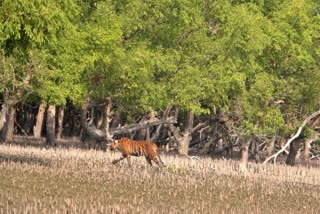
80, 99, 177, 142
263, 110, 320, 165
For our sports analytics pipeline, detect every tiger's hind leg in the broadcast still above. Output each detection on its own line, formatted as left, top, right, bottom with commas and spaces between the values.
151, 155, 165, 168
145, 156, 153, 166
158, 155, 166, 167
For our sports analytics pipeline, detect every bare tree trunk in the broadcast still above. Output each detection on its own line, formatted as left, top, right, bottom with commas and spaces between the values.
136, 113, 149, 140
302, 118, 320, 164
178, 111, 194, 155
216, 136, 224, 151
111, 108, 122, 128
95, 109, 104, 129
46, 104, 56, 146
150, 105, 172, 142
81, 103, 106, 140
104, 98, 113, 142
239, 142, 249, 172
145, 109, 155, 141
7, 107, 16, 142
23, 108, 34, 134
285, 140, 301, 166
178, 132, 192, 155
1, 107, 16, 143
57, 107, 64, 140
0, 112, 9, 142
136, 110, 155, 141
310, 115, 320, 127
303, 138, 313, 163
303, 137, 315, 163
0, 104, 7, 132
34, 102, 46, 138
267, 137, 276, 156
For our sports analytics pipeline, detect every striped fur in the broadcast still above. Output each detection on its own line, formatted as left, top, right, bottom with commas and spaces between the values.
110, 137, 165, 167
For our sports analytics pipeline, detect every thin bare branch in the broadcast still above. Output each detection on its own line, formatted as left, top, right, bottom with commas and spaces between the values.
263, 110, 320, 165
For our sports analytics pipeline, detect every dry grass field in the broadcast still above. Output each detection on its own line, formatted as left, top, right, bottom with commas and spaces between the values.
0, 143, 320, 213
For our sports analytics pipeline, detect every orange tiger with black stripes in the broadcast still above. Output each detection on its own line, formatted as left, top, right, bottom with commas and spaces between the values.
109, 137, 165, 167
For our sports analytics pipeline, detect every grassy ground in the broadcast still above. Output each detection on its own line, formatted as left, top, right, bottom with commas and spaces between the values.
0, 144, 319, 213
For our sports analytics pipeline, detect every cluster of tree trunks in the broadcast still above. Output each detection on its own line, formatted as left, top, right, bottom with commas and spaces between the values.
1, 97, 320, 167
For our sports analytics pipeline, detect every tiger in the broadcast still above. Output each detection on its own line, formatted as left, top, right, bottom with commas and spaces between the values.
109, 137, 165, 167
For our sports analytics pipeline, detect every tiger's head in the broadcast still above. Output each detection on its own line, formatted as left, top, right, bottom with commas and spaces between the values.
109, 139, 120, 152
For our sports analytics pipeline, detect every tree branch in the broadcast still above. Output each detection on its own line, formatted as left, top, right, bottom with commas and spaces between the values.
110, 117, 177, 136
263, 110, 320, 165
80, 102, 177, 140
191, 121, 209, 133
80, 104, 106, 140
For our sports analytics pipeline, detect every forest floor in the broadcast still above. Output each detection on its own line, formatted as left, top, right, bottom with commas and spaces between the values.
0, 140, 320, 213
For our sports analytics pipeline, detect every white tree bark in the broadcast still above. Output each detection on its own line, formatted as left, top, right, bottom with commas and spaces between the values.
0, 104, 7, 131
263, 110, 320, 165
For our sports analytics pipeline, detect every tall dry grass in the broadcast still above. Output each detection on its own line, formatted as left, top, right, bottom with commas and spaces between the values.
0, 143, 319, 213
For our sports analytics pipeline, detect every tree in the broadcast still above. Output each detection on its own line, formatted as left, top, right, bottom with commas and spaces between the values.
0, 0, 80, 142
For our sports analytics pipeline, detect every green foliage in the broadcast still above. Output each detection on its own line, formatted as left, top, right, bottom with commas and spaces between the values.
1, 0, 320, 136
0, 0, 81, 106
0, 0, 78, 57
301, 126, 316, 139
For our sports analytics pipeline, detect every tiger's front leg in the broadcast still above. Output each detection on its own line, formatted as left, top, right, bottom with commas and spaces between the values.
112, 155, 126, 164
126, 156, 132, 167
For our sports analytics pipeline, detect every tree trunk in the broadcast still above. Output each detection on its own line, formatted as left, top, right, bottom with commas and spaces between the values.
146, 109, 155, 141
303, 137, 315, 163
136, 113, 150, 140
1, 106, 16, 143
57, 107, 64, 140
178, 111, 194, 155
46, 104, 56, 146
81, 100, 176, 140
264, 110, 320, 165
1, 61, 32, 133
0, 106, 10, 142
267, 137, 276, 156
150, 105, 173, 143
310, 115, 320, 127
111, 108, 122, 128
34, 102, 46, 138
104, 98, 113, 142
7, 107, 16, 142
178, 131, 192, 155
80, 103, 105, 140
0, 104, 8, 132
303, 139, 311, 163
95, 109, 104, 129
23, 108, 34, 134
285, 140, 300, 166
136, 110, 155, 141
239, 143, 249, 172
